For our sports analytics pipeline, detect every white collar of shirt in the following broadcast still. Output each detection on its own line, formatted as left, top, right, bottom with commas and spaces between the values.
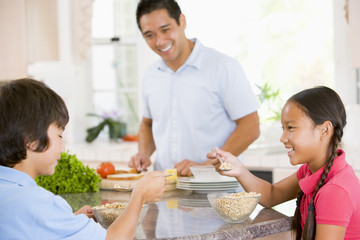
158, 38, 202, 73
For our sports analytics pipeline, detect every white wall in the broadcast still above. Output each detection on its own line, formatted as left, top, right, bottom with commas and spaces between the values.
333, 0, 358, 105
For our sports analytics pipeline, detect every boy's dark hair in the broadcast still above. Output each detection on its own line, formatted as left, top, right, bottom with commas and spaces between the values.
136, 0, 182, 31
289, 86, 346, 240
0, 78, 69, 167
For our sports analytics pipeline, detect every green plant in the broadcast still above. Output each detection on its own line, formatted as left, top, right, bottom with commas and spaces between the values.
36, 151, 101, 194
85, 112, 126, 143
256, 83, 282, 121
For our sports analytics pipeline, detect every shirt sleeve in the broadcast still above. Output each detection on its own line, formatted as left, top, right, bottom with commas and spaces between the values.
315, 184, 353, 227
142, 83, 151, 119
34, 195, 107, 240
218, 57, 260, 120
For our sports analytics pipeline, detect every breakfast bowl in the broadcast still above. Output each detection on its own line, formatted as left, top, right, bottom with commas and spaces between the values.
92, 202, 149, 229
207, 192, 261, 223
190, 165, 233, 181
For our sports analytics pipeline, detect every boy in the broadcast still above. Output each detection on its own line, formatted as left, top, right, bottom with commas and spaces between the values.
0, 79, 166, 239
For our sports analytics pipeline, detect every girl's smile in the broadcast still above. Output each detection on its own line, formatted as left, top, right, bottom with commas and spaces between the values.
280, 101, 329, 172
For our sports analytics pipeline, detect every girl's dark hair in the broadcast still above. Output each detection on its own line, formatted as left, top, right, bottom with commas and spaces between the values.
289, 86, 346, 240
0, 78, 69, 167
136, 0, 182, 31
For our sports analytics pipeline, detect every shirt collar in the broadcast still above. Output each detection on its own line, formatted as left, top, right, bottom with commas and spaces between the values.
158, 38, 202, 72
0, 165, 37, 187
299, 149, 346, 195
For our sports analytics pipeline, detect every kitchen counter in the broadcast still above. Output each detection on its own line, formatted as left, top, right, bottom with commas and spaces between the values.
61, 189, 293, 240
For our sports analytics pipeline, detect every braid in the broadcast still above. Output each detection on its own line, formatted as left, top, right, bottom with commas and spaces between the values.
292, 189, 304, 240
302, 126, 341, 240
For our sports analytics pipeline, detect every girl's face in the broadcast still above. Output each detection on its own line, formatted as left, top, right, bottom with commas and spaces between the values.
280, 101, 327, 171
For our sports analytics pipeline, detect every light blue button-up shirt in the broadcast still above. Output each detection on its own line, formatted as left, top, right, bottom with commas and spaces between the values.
142, 39, 260, 170
0, 166, 106, 240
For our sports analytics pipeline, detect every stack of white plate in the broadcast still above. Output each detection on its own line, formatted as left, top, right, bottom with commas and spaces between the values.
177, 176, 240, 193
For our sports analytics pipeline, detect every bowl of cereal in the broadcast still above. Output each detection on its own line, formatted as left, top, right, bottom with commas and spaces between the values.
92, 202, 149, 229
207, 191, 261, 223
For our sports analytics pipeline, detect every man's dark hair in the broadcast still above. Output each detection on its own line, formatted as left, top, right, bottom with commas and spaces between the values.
136, 0, 182, 31
0, 78, 69, 167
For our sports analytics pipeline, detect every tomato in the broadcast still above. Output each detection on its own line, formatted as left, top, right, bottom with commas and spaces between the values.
123, 133, 138, 142
96, 162, 115, 178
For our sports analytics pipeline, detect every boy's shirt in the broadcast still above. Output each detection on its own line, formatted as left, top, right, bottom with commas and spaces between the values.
0, 166, 106, 240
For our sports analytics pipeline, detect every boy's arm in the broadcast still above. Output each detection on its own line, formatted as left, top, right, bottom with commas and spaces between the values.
105, 171, 165, 240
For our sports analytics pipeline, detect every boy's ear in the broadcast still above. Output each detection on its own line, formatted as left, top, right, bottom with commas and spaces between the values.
27, 141, 39, 151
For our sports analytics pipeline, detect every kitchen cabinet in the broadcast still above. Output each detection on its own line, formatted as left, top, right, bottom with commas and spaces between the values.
0, 0, 58, 80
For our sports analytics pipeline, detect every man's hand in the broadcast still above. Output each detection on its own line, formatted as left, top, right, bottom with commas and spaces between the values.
174, 159, 208, 176
128, 153, 151, 171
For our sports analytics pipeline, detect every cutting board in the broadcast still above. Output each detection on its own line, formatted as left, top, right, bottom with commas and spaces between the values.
99, 176, 177, 192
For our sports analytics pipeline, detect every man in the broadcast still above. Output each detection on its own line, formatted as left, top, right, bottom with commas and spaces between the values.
128, 0, 260, 176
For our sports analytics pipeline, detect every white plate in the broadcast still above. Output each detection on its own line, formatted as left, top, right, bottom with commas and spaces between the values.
177, 182, 239, 187
177, 176, 237, 183
177, 177, 240, 192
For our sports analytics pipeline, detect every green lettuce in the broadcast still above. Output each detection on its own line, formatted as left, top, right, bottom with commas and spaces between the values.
36, 151, 101, 194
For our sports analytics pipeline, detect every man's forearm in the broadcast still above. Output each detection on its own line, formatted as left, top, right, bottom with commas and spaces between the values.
221, 111, 260, 156
138, 119, 156, 157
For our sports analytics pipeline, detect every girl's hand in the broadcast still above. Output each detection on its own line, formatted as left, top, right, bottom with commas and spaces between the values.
207, 147, 244, 177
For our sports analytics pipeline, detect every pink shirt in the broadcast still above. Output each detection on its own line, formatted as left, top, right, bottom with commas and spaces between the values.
297, 149, 360, 239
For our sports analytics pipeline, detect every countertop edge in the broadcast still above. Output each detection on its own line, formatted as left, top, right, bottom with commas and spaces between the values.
145, 216, 293, 240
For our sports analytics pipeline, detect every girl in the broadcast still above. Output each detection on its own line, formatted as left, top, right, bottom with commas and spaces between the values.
208, 86, 360, 240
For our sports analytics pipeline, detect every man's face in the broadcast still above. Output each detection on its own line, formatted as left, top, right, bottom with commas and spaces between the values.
139, 9, 187, 69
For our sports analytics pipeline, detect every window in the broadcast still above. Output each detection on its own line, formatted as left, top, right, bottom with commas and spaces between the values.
91, 0, 140, 135
181, 0, 334, 118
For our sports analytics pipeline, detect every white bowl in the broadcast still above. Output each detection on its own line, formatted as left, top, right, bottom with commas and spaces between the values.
92, 202, 148, 229
190, 165, 235, 181
207, 192, 261, 223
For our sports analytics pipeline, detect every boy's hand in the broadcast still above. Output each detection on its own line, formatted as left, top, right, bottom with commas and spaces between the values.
74, 205, 97, 222
133, 171, 166, 204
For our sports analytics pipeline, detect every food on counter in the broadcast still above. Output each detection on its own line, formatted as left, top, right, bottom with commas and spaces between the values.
36, 151, 101, 194
220, 162, 233, 171
208, 192, 261, 223
93, 202, 127, 210
165, 169, 177, 180
106, 173, 144, 181
114, 168, 139, 174
216, 192, 260, 220
97, 162, 115, 178
92, 202, 149, 229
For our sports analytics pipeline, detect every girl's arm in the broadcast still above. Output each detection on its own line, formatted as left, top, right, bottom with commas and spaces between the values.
208, 147, 299, 208
315, 224, 346, 240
